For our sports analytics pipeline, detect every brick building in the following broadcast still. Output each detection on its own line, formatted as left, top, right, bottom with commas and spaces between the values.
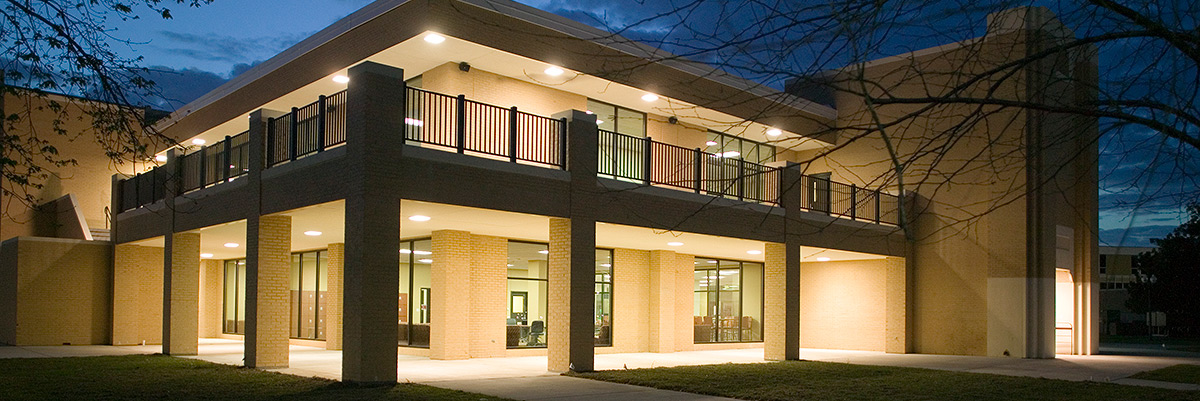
2, 0, 1099, 383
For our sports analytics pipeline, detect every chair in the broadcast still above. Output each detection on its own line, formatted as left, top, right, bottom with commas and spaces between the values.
526, 320, 545, 346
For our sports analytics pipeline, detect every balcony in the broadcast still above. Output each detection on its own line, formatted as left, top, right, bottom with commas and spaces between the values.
120, 86, 900, 225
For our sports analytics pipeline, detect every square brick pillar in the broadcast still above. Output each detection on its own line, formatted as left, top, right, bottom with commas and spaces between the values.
342, 61, 404, 383
245, 214, 291, 368
325, 243, 344, 351
470, 234, 507, 358
431, 230, 472, 360
163, 231, 200, 355
113, 244, 163, 345
548, 217, 596, 372
764, 241, 801, 361
885, 256, 910, 353
647, 250, 676, 353
199, 259, 223, 338
673, 253, 695, 352
612, 249, 649, 353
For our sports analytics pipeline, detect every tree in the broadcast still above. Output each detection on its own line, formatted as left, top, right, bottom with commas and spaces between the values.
1, 0, 209, 219
1127, 202, 1200, 336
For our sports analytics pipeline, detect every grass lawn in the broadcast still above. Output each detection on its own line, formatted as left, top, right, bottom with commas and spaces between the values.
0, 355, 508, 400
1132, 364, 1200, 385
570, 361, 1200, 401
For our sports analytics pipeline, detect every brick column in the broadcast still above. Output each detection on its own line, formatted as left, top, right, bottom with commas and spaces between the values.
431, 230, 471, 360
112, 244, 163, 345
647, 250, 676, 353
470, 234, 507, 358
764, 242, 801, 360
245, 214, 291, 368
342, 61, 404, 383
673, 253, 694, 352
548, 217, 595, 372
325, 243, 344, 350
163, 231, 200, 355
199, 259, 223, 338
612, 249, 649, 353
885, 256, 910, 353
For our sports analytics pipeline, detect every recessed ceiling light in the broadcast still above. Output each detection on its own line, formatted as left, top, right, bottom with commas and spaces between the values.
332, 75, 349, 84
747, 250, 762, 255
424, 33, 446, 44
667, 241, 684, 247
705, 140, 718, 146
816, 257, 831, 262
200, 253, 213, 258
192, 138, 206, 146
641, 93, 659, 102
538, 250, 550, 255
766, 128, 782, 137
544, 66, 564, 76
155, 154, 168, 162
408, 215, 431, 222
223, 242, 239, 248
304, 231, 322, 236
418, 258, 433, 264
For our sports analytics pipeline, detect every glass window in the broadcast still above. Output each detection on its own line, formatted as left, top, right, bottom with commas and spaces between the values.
705, 130, 775, 164
288, 250, 326, 340
507, 241, 550, 348
595, 249, 613, 347
587, 99, 645, 137
399, 239, 432, 347
222, 260, 246, 335
693, 257, 763, 343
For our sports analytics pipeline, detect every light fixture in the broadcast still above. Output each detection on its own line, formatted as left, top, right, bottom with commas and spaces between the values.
413, 250, 432, 255
332, 75, 350, 84
408, 215, 431, 222
155, 154, 168, 162
223, 242, 239, 248
766, 128, 782, 137
400, 249, 412, 254
507, 263, 514, 267
200, 253, 213, 258
304, 231, 322, 236
585, 110, 593, 115
405, 118, 424, 127
641, 93, 659, 102
596, 119, 604, 124
192, 138, 206, 146
747, 250, 762, 255
538, 250, 550, 255
705, 140, 718, 146
544, 66, 564, 76
715, 151, 740, 158
667, 241, 684, 247
418, 258, 433, 264
424, 33, 446, 44
816, 257, 831, 262
600, 263, 612, 268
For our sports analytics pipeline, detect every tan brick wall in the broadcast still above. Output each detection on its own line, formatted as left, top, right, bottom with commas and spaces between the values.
430, 230, 471, 360
1, 238, 111, 345
763, 242, 788, 360
166, 232, 200, 355
469, 234, 506, 358
801, 258, 886, 352
198, 259, 223, 338
885, 257, 909, 353
421, 63, 587, 118
647, 250, 675, 353
325, 243, 344, 350
547, 218, 571, 371
612, 248, 649, 353
113, 243, 163, 345
673, 253, 694, 352
249, 215, 291, 368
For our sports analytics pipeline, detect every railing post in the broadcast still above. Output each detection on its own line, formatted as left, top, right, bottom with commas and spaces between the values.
266, 117, 276, 167
850, 184, 858, 220
693, 148, 702, 193
559, 117, 568, 170
736, 158, 745, 201
642, 136, 653, 186
399, 84, 408, 144
317, 95, 327, 152
289, 107, 299, 161
223, 135, 232, 182
197, 146, 207, 187
456, 94, 466, 154
875, 190, 882, 224
508, 106, 518, 163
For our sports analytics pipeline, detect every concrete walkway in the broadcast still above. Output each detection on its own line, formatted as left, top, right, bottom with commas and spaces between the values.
2, 340, 1199, 398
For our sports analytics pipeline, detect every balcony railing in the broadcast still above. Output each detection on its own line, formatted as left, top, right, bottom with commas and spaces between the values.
117, 86, 900, 226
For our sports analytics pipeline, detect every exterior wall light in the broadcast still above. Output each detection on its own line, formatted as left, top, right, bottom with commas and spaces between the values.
424, 33, 446, 44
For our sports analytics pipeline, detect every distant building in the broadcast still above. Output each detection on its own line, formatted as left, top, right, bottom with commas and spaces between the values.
1098, 246, 1156, 335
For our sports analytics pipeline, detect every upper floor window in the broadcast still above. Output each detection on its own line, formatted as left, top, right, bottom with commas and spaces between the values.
705, 131, 775, 164
588, 99, 646, 137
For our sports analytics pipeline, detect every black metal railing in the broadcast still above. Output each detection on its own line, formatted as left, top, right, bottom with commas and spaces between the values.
403, 87, 566, 168
175, 130, 251, 194
267, 90, 348, 167
119, 168, 166, 212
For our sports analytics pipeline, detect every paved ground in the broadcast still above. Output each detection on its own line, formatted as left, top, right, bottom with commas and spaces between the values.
2, 340, 1199, 399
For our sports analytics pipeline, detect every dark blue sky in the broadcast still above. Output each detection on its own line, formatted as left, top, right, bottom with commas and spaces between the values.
107, 0, 1192, 247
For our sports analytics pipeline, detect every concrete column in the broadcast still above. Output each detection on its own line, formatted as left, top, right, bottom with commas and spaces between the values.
548, 217, 595, 372
430, 230, 471, 360
112, 244, 163, 345
648, 250, 676, 353
245, 214, 291, 368
163, 231, 200, 355
469, 234, 507, 358
612, 249, 649, 353
342, 61, 405, 383
885, 256, 910, 353
199, 259, 223, 338
325, 243, 344, 350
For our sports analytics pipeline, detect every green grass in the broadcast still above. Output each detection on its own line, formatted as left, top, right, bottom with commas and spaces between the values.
0, 355, 508, 401
1132, 364, 1200, 385
570, 361, 1200, 401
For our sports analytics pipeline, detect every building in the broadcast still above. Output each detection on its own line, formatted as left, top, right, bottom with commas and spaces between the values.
1098, 246, 1156, 335
1, 0, 1098, 383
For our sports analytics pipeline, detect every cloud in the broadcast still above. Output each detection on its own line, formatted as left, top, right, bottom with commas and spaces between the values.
1100, 225, 1176, 247
153, 30, 311, 65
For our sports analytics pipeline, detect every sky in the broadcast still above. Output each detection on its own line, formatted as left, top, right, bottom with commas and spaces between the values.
97, 0, 1193, 247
